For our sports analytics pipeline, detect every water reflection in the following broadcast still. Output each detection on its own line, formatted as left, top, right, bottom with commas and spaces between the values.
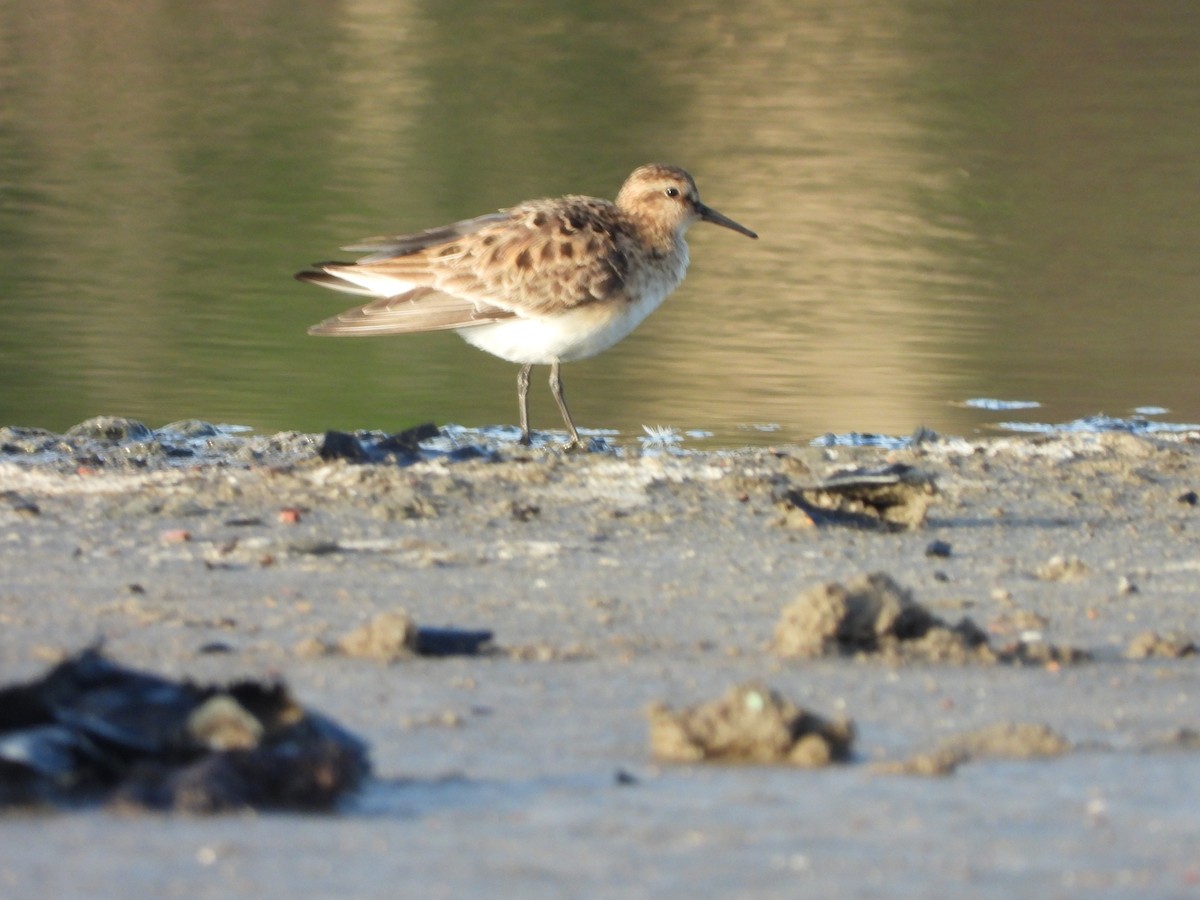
1, 0, 1198, 444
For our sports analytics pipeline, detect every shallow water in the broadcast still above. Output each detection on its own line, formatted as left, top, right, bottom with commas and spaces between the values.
2, 0, 1199, 445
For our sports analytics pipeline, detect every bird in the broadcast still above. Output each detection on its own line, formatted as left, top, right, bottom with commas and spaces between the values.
297, 164, 758, 449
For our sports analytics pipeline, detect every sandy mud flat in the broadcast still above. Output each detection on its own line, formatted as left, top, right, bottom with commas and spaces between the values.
1, 421, 1199, 897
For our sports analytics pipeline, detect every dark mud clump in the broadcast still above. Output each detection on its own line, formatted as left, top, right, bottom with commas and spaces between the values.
318, 423, 491, 465
771, 572, 1088, 665
873, 722, 1071, 776
0, 649, 369, 812
647, 682, 855, 767
777, 464, 936, 531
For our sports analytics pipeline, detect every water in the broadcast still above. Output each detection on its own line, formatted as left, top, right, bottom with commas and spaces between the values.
2, 0, 1199, 446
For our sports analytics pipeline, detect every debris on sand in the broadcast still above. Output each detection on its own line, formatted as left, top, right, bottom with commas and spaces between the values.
771, 573, 987, 662
0, 649, 369, 812
647, 682, 854, 767
1034, 555, 1090, 582
1145, 727, 1200, 750
771, 572, 1088, 665
996, 638, 1091, 666
297, 610, 494, 662
1125, 630, 1197, 659
777, 464, 936, 531
338, 610, 420, 661
872, 722, 1071, 776
318, 423, 490, 465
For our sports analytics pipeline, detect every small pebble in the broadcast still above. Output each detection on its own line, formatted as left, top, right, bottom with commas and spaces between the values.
1116, 576, 1139, 595
925, 540, 952, 558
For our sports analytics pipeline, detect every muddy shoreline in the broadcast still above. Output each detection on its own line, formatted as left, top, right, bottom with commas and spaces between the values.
2, 422, 1199, 896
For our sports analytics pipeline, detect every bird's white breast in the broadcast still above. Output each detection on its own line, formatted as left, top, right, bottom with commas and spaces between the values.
458, 248, 689, 365
456, 283, 663, 364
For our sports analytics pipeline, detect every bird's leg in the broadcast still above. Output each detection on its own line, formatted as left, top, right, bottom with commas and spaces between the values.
548, 361, 582, 449
517, 363, 533, 445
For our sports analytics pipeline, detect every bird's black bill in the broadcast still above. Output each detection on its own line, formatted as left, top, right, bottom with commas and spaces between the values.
699, 204, 758, 239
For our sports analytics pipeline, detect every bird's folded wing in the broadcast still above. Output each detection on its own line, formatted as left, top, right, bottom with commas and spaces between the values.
307, 287, 515, 336
342, 212, 511, 262
342, 203, 632, 316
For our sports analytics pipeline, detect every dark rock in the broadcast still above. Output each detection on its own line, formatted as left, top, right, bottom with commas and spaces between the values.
0, 649, 369, 812
415, 627, 494, 657
320, 424, 441, 464
374, 422, 440, 454
319, 430, 371, 462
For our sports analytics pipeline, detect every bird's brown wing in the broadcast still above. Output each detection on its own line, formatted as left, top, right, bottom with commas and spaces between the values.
341, 212, 512, 262
301, 197, 634, 334
305, 286, 515, 336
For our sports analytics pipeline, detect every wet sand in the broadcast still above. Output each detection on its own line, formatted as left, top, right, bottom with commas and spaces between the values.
2, 425, 1199, 897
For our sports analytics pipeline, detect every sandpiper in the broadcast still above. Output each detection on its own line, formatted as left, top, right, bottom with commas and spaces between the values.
298, 164, 757, 448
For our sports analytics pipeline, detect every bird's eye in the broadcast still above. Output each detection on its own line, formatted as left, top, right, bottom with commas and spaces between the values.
664, 187, 680, 198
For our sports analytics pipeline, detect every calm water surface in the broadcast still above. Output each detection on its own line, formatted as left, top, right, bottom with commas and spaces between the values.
1, 0, 1198, 445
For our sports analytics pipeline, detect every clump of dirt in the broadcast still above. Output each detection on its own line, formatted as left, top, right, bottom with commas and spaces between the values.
296, 611, 493, 661
987, 609, 1049, 635
647, 682, 854, 767
1125, 630, 1197, 659
505, 642, 594, 662
1146, 727, 1200, 750
873, 722, 1071, 776
1034, 555, 1090, 582
777, 464, 936, 531
339, 611, 420, 661
771, 573, 1088, 665
996, 639, 1091, 666
771, 573, 989, 662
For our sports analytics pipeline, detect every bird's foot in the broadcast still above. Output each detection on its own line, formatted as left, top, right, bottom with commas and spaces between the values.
513, 430, 601, 452
563, 433, 613, 453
